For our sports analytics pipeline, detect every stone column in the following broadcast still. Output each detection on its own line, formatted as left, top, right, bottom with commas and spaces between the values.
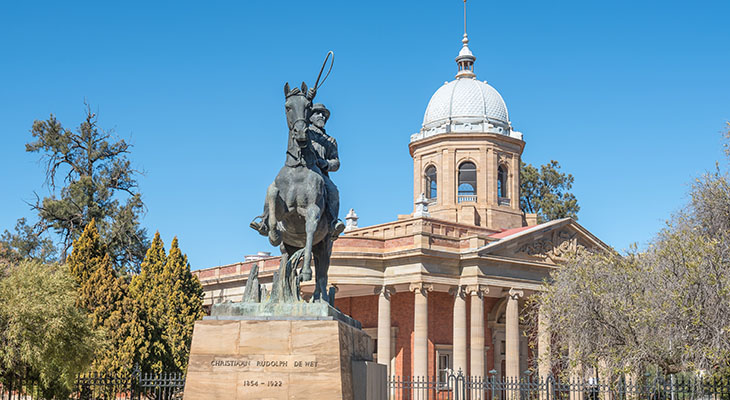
537, 307, 551, 380
468, 285, 488, 380
449, 285, 467, 376
505, 288, 523, 380
410, 282, 432, 379
376, 285, 395, 376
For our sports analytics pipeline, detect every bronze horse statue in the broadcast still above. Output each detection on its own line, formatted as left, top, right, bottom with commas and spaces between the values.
263, 82, 335, 303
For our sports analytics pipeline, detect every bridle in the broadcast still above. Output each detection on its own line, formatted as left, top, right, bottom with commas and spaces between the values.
288, 117, 309, 132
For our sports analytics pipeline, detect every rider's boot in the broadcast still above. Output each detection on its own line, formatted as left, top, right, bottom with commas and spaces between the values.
330, 219, 346, 240
268, 228, 282, 247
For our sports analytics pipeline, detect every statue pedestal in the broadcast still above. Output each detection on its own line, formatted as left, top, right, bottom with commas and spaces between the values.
183, 303, 383, 400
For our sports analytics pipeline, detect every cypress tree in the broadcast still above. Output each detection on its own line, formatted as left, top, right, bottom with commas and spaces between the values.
66, 220, 135, 374
162, 237, 204, 372
128, 232, 171, 372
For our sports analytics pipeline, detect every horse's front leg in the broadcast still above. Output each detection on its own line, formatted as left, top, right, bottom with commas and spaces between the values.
266, 183, 282, 246
300, 204, 321, 282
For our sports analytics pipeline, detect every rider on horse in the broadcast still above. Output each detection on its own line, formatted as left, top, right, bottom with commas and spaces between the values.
308, 102, 345, 238
250, 96, 345, 239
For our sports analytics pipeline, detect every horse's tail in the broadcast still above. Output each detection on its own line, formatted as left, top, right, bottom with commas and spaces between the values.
271, 248, 308, 303
286, 248, 307, 296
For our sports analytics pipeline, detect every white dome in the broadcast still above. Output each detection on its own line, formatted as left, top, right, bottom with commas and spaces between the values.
422, 78, 509, 130
410, 33, 523, 143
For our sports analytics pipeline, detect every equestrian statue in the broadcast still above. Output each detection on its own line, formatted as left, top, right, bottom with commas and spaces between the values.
249, 53, 345, 305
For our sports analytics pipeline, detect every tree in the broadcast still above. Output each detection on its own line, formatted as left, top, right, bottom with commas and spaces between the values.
0, 218, 55, 264
534, 129, 730, 376
0, 260, 99, 398
128, 233, 204, 373
520, 160, 580, 223
162, 237, 205, 372
128, 232, 172, 373
25, 104, 148, 273
66, 220, 138, 374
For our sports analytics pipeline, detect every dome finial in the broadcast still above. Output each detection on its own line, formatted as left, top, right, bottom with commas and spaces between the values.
455, 0, 476, 79
463, 0, 468, 36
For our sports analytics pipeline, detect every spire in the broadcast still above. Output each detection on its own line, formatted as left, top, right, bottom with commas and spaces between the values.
455, 0, 476, 79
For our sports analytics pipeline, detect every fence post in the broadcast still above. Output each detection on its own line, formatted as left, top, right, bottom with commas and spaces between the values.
132, 364, 141, 400
547, 374, 553, 400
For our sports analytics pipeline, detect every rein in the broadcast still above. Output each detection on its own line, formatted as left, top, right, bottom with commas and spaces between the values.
287, 117, 309, 131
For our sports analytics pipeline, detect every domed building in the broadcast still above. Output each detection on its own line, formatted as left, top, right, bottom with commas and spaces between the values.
410, 32, 525, 230
194, 30, 608, 383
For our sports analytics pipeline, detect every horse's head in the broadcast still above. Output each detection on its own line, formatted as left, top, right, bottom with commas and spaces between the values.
284, 82, 312, 148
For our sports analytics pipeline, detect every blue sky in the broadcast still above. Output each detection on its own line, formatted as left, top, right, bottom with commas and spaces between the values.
1, 0, 729, 269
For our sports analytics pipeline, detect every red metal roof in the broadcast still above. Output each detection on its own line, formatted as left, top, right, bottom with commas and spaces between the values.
488, 225, 533, 239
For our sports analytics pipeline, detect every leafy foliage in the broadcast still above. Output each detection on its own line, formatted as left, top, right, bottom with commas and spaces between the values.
25, 104, 148, 273
0, 218, 55, 264
0, 260, 99, 398
520, 160, 580, 223
67, 220, 139, 374
534, 128, 730, 376
128, 232, 169, 372
128, 233, 203, 373
162, 238, 205, 372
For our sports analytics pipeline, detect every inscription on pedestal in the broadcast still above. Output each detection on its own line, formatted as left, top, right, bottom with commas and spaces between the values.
208, 356, 318, 370
183, 319, 373, 400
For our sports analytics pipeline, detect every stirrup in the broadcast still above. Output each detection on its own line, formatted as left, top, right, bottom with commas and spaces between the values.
249, 218, 268, 235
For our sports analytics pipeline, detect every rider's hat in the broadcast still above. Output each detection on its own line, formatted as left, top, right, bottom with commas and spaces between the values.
311, 103, 330, 121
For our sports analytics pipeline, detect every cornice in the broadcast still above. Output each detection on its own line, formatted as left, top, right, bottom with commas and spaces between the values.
409, 132, 525, 156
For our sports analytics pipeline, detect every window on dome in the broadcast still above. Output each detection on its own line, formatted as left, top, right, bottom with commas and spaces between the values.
498, 166, 507, 197
458, 162, 477, 202
498, 165, 510, 205
425, 166, 437, 200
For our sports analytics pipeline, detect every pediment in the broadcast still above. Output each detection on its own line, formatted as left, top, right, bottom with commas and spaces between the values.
477, 218, 609, 265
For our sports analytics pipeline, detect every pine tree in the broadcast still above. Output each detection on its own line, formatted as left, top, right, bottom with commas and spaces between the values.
66, 220, 136, 374
128, 232, 171, 372
25, 105, 148, 272
520, 160, 580, 223
162, 237, 205, 372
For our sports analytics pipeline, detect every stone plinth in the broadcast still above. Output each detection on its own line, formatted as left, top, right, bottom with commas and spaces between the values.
183, 317, 373, 400
210, 301, 361, 329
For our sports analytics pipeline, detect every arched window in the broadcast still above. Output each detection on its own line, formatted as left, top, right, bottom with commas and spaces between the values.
425, 165, 437, 200
458, 161, 477, 202
498, 165, 508, 199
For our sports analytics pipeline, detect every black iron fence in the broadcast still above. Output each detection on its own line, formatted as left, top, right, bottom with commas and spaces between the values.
3, 369, 728, 400
388, 373, 730, 400
0, 368, 185, 400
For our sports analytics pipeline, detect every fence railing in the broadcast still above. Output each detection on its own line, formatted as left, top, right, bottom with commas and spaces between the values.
3, 369, 729, 400
0, 368, 185, 400
457, 195, 478, 203
388, 373, 730, 400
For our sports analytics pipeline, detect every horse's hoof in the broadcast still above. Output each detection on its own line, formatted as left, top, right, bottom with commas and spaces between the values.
301, 270, 312, 282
